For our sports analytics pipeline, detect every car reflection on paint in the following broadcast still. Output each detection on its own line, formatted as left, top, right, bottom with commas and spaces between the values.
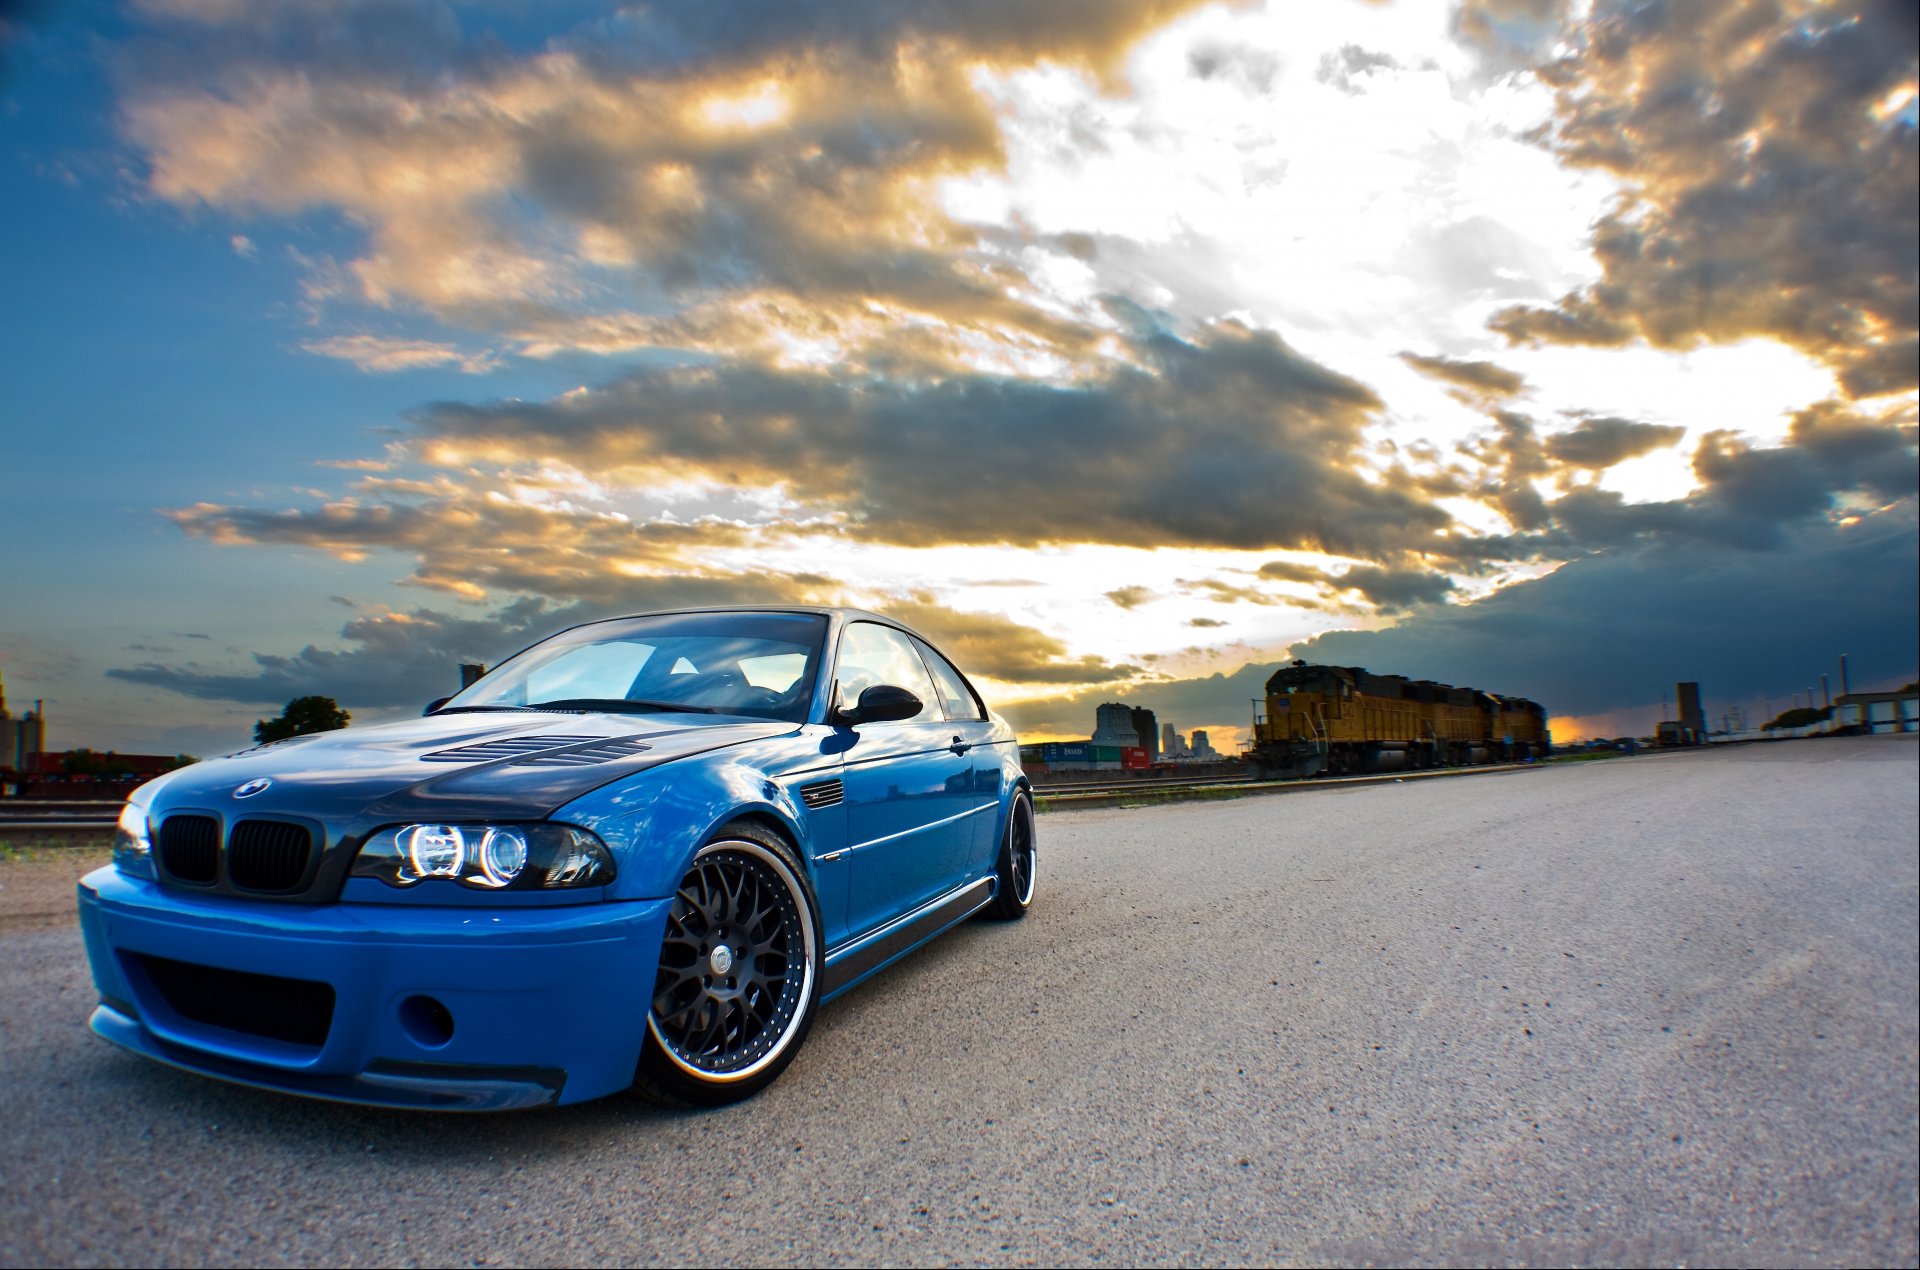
78, 607, 1037, 1110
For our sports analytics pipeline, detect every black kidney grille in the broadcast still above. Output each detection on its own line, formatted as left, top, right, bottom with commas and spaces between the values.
136, 954, 334, 1049
158, 815, 220, 884
227, 819, 314, 892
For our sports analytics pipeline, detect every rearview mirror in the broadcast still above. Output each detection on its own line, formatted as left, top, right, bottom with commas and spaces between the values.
835, 684, 922, 726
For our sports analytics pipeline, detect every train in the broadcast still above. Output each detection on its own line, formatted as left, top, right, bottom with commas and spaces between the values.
1249, 660, 1550, 779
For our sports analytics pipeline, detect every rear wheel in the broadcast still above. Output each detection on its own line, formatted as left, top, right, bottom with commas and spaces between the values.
984, 791, 1036, 920
635, 822, 822, 1107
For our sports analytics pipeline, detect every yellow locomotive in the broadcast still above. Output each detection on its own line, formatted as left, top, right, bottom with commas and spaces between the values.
1250, 660, 1550, 779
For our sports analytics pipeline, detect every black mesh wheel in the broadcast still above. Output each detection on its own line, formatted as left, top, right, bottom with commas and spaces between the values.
984, 791, 1036, 920
636, 823, 821, 1107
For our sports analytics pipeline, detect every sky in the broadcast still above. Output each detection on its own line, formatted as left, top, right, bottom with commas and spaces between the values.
0, 0, 1914, 757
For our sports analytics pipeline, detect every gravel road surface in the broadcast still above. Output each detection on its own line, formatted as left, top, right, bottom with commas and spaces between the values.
3, 736, 1914, 1267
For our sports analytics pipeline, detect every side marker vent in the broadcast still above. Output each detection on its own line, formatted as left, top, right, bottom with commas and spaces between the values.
798, 779, 844, 810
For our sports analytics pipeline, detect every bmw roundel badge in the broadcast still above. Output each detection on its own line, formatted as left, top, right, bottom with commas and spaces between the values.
233, 777, 272, 798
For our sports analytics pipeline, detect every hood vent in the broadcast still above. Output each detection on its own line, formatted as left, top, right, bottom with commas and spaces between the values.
798, 779, 844, 810
420, 735, 602, 764
513, 737, 653, 767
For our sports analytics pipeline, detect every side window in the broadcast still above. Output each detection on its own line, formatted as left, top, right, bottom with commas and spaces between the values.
913, 637, 986, 722
834, 623, 939, 724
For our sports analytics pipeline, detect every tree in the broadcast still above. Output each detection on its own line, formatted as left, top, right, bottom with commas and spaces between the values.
1763, 705, 1831, 731
255, 696, 351, 744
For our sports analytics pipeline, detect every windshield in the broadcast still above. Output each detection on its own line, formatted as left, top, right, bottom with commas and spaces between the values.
444, 611, 828, 724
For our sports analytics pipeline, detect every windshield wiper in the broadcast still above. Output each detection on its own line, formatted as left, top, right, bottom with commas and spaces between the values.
429, 704, 539, 714
526, 697, 720, 715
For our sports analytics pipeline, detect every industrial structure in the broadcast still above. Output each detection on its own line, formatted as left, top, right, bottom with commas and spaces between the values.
1, 672, 46, 774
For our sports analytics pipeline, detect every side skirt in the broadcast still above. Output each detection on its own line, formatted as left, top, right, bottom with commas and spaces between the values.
820, 876, 994, 1001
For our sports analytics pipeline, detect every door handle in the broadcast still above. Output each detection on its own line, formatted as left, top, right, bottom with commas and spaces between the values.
949, 736, 973, 755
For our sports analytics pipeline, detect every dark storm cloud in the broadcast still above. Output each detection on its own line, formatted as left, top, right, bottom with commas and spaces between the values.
1332, 565, 1457, 611
1010, 507, 1918, 734
1544, 416, 1686, 469
1490, 0, 1918, 395
1288, 513, 1919, 715
404, 321, 1453, 556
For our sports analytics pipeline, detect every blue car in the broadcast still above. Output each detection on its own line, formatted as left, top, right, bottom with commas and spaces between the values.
77, 607, 1037, 1110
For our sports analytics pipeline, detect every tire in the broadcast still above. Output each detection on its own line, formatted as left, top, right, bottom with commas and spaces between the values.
634, 821, 823, 1108
983, 790, 1036, 920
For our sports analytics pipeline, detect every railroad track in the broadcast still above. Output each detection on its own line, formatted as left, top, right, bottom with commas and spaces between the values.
0, 801, 119, 827
1031, 773, 1255, 796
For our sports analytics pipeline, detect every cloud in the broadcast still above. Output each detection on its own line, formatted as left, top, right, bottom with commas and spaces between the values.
1008, 504, 1918, 738
1286, 510, 1919, 717
1489, 1, 1918, 396
1399, 351, 1527, 399
302, 334, 499, 374
1543, 415, 1685, 469
113, 0, 1234, 365
1186, 617, 1228, 628
400, 319, 1452, 556
105, 584, 1142, 711
108, 600, 569, 708
884, 597, 1139, 685
1106, 585, 1153, 610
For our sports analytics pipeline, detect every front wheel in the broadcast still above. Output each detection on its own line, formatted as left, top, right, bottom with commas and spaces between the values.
634, 822, 822, 1107
984, 791, 1036, 920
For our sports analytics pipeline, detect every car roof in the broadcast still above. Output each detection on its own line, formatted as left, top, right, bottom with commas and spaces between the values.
558, 605, 942, 647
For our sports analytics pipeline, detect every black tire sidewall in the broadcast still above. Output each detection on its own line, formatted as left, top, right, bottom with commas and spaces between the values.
986, 790, 1035, 920
634, 820, 824, 1107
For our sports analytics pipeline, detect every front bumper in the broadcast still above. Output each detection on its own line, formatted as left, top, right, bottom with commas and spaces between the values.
77, 866, 672, 1110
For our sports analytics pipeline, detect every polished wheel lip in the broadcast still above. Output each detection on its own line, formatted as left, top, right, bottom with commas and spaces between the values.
647, 838, 817, 1085
1009, 793, 1036, 906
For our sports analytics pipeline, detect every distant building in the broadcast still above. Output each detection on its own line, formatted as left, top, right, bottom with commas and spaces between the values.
1834, 689, 1917, 734
1676, 682, 1704, 735
1190, 729, 1219, 761
1161, 722, 1184, 757
0, 671, 46, 773
1129, 707, 1159, 762
1091, 702, 1140, 748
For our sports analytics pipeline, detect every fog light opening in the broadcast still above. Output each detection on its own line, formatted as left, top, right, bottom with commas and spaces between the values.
399, 994, 455, 1048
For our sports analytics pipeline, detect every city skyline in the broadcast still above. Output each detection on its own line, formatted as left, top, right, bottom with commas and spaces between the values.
1, 0, 1915, 757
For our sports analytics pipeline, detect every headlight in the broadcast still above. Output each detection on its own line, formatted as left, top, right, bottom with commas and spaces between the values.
112, 801, 154, 879
352, 822, 614, 891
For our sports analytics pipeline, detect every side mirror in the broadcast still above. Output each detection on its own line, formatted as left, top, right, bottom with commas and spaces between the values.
835, 684, 923, 726
424, 697, 452, 716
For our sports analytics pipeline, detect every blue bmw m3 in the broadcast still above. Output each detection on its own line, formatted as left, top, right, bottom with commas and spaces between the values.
78, 607, 1037, 1110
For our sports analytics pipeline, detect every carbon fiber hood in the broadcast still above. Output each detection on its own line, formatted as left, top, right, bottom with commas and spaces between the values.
139, 710, 796, 823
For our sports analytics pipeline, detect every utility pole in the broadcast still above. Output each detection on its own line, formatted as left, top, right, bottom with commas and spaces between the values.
1839, 653, 1850, 698
1822, 674, 1831, 709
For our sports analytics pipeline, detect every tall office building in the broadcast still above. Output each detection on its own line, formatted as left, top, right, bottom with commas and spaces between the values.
1161, 722, 1184, 757
1189, 729, 1219, 760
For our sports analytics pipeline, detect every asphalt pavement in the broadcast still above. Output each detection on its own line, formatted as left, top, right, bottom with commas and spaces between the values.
2, 736, 1914, 1267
